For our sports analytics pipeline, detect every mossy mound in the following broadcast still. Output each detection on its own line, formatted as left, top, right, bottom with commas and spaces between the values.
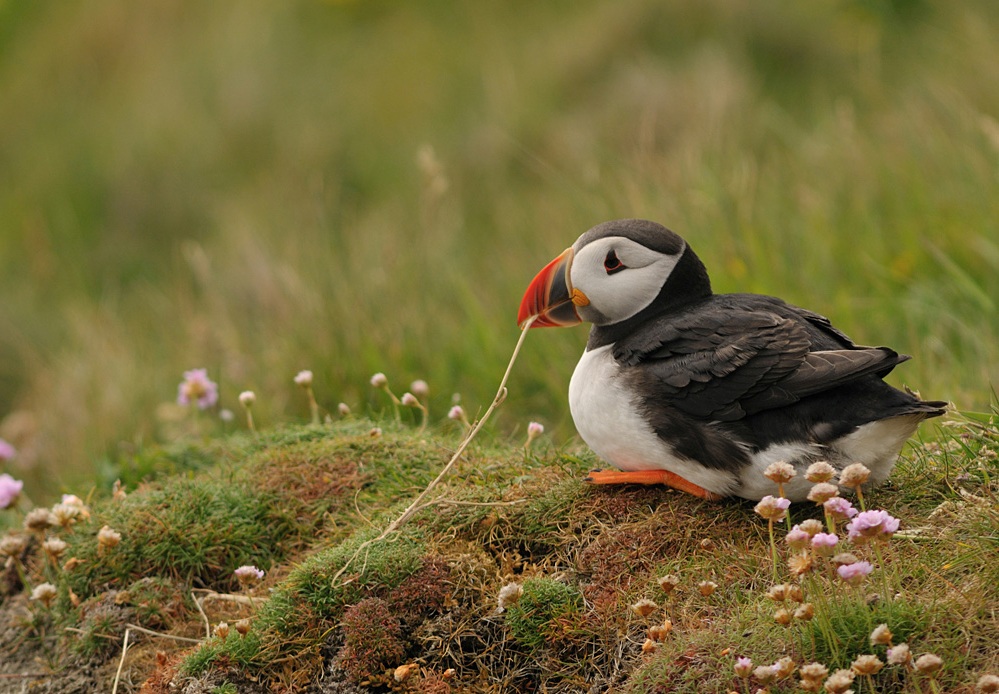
1, 416, 997, 693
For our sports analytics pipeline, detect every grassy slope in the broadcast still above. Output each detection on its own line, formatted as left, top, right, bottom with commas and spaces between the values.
0, 1, 998, 499
0, 412, 996, 692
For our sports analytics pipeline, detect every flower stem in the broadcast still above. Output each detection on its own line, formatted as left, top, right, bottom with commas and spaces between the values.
767, 519, 778, 582
306, 386, 320, 425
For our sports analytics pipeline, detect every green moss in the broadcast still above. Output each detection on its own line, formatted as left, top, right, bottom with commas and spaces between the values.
505, 577, 583, 650
182, 527, 428, 677
64, 476, 296, 597
289, 527, 426, 616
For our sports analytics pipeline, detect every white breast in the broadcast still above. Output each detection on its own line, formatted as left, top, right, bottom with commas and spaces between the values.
568, 345, 738, 495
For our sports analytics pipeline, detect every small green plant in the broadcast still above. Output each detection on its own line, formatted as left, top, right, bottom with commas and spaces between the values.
505, 577, 583, 649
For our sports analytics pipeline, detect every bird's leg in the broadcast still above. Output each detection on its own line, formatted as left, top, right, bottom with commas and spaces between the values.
584, 469, 724, 501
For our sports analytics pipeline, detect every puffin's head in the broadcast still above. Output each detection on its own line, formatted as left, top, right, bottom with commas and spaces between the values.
518, 219, 711, 329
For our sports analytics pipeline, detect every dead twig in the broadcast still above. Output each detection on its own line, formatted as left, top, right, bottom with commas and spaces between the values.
199, 591, 266, 607
111, 627, 130, 694
193, 591, 211, 639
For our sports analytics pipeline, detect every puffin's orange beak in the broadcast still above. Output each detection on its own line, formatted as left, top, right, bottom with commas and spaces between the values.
517, 248, 583, 329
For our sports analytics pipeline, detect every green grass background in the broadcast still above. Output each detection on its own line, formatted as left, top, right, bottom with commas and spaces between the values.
1, 0, 997, 497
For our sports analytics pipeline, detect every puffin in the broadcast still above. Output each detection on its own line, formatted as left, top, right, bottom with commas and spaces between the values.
517, 219, 947, 502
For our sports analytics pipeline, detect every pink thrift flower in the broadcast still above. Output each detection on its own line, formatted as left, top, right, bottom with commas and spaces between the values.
846, 510, 900, 542
785, 525, 811, 550
734, 656, 753, 678
234, 565, 265, 587
837, 560, 874, 586
754, 495, 791, 522
0, 474, 23, 509
448, 405, 466, 421
823, 496, 858, 520
177, 369, 219, 409
811, 532, 839, 556
0, 438, 15, 462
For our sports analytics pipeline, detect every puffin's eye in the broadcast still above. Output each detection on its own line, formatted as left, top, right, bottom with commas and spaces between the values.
604, 250, 625, 275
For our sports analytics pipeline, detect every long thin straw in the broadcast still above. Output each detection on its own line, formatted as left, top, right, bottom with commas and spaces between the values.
330, 316, 537, 586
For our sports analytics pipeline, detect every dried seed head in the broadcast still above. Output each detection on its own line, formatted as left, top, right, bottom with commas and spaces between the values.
51, 503, 81, 528
496, 582, 523, 612
394, 663, 419, 682
977, 674, 999, 693
30, 582, 58, 608
870, 623, 893, 646
234, 618, 251, 636
641, 638, 658, 654
786, 583, 804, 603
805, 461, 837, 483
630, 598, 658, 618
887, 643, 912, 665
773, 656, 796, 679
764, 461, 796, 485
754, 664, 777, 684
766, 584, 788, 602
24, 508, 55, 533
914, 653, 943, 675
657, 574, 680, 594
823, 668, 856, 694
213, 622, 229, 639
799, 662, 829, 681
788, 553, 814, 576
799, 678, 822, 692
337, 402, 351, 416
840, 463, 872, 488
43, 537, 68, 559
647, 621, 672, 641
794, 603, 816, 621
851, 654, 884, 676
697, 580, 718, 597
774, 608, 793, 627
0, 534, 26, 558
807, 482, 839, 504
97, 525, 121, 551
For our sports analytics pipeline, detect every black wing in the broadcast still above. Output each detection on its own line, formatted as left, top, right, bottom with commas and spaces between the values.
614, 308, 908, 422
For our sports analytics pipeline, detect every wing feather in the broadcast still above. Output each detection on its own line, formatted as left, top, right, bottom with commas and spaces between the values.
615, 309, 906, 421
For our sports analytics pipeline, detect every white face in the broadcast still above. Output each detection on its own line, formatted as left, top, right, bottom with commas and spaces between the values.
569, 236, 683, 325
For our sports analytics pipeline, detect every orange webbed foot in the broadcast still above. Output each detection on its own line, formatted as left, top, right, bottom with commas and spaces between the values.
584, 469, 724, 501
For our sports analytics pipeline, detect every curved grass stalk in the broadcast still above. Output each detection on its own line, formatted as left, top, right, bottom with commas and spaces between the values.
330, 316, 537, 587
